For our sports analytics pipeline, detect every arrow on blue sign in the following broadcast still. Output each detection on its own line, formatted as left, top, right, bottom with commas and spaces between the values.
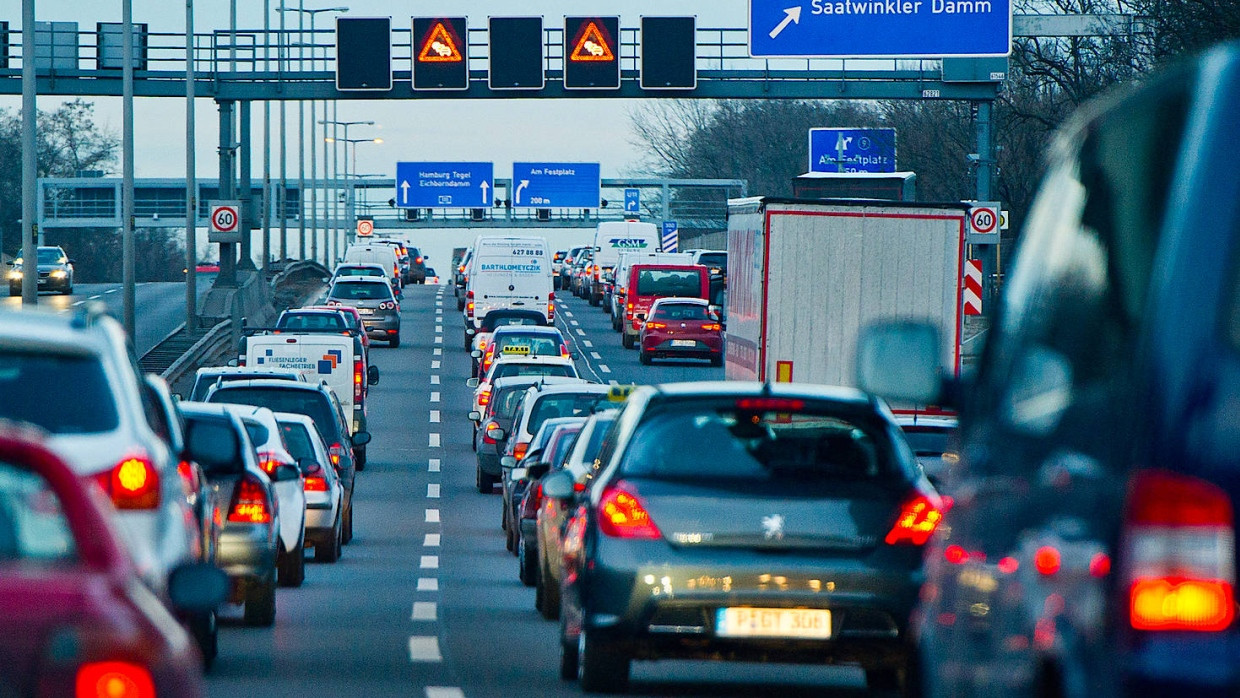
809, 128, 897, 173
395, 161, 494, 208
624, 189, 640, 214
512, 162, 601, 209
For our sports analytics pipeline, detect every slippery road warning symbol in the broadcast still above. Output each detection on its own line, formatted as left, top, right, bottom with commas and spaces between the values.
418, 21, 463, 63
569, 21, 615, 62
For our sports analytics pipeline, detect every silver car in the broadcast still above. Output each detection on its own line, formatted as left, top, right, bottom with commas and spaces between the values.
275, 412, 345, 563
327, 277, 402, 348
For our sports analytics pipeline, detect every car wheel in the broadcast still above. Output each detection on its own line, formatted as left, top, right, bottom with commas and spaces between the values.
867, 661, 920, 697
64, 285, 73, 295
316, 513, 343, 563
389, 333, 401, 348
243, 572, 277, 627
578, 630, 630, 693
476, 465, 495, 494
354, 449, 366, 472
190, 610, 218, 671
588, 294, 599, 307
518, 534, 538, 587
537, 553, 561, 620
559, 621, 579, 681
621, 333, 634, 350
457, 297, 465, 311
611, 315, 620, 332
342, 502, 354, 545
277, 538, 306, 587
464, 333, 474, 351
506, 514, 519, 554
638, 349, 651, 366
710, 355, 723, 367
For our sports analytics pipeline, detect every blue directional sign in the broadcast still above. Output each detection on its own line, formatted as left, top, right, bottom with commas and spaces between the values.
624, 189, 640, 215
749, 0, 1012, 58
661, 221, 679, 252
395, 161, 494, 208
809, 128, 897, 173
512, 162, 601, 208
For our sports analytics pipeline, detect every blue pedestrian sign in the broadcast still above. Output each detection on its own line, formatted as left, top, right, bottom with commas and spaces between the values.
395, 162, 494, 208
661, 221, 679, 253
749, 0, 1012, 58
809, 128, 897, 173
624, 189, 641, 215
511, 162, 601, 208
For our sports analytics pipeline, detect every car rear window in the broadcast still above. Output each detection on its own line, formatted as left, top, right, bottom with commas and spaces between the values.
495, 335, 561, 357
652, 303, 710, 321
635, 269, 702, 297
544, 426, 582, 469
329, 282, 391, 301
697, 253, 726, 269
491, 386, 530, 420
568, 414, 618, 473
209, 388, 337, 442
900, 426, 955, 457
619, 401, 900, 487
493, 364, 576, 381
280, 422, 316, 463
279, 313, 347, 330
529, 394, 606, 435
0, 462, 77, 562
481, 314, 546, 331
336, 267, 384, 278
0, 352, 119, 434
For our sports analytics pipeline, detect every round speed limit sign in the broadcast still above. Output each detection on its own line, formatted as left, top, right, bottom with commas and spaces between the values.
356, 219, 375, 237
210, 204, 239, 233
969, 206, 998, 236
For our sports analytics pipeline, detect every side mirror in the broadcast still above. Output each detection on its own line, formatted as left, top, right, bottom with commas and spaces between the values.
511, 467, 528, 481
467, 378, 480, 388
487, 426, 507, 442
856, 321, 948, 407
541, 470, 575, 500
168, 562, 230, 613
227, 358, 239, 367
466, 328, 476, 336
471, 349, 482, 358
298, 458, 321, 474
570, 352, 580, 360
468, 411, 481, 422
351, 431, 372, 447
500, 455, 517, 469
68, 259, 77, 265
367, 365, 380, 386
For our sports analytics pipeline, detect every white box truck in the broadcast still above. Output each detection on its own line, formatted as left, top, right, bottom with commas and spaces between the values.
587, 221, 661, 306
725, 197, 967, 391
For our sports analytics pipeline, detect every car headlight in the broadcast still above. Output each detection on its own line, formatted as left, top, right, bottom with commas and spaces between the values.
50, 270, 68, 279
7, 270, 21, 280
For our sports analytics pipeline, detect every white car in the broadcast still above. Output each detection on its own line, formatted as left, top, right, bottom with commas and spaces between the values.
467, 355, 580, 421
275, 412, 345, 563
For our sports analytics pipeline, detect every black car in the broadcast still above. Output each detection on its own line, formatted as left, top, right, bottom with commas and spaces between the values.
857, 44, 1240, 698
7, 245, 74, 295
407, 246, 428, 284
471, 376, 545, 493
545, 382, 940, 693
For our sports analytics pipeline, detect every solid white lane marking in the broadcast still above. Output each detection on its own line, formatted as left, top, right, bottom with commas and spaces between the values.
576, 329, 586, 336
434, 348, 442, 356
428, 458, 441, 472
590, 352, 602, 360
425, 508, 440, 523
434, 336, 443, 344
431, 375, 441, 385
429, 433, 441, 447
426, 688, 464, 698
408, 636, 442, 662
89, 295, 102, 300
582, 339, 593, 348
427, 483, 440, 499
430, 410, 441, 423
599, 364, 611, 373
420, 555, 439, 569
432, 360, 441, 369
411, 601, 438, 621
430, 392, 441, 403
424, 533, 440, 547
417, 577, 439, 591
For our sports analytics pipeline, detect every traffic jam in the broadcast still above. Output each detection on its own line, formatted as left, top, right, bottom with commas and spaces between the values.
2, 10, 1240, 698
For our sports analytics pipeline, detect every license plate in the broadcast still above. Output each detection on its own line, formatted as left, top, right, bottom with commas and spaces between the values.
671, 339, 696, 347
715, 608, 832, 639
357, 308, 374, 315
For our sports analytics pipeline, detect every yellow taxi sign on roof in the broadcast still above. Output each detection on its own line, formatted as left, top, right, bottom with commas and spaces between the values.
501, 345, 531, 355
607, 384, 637, 402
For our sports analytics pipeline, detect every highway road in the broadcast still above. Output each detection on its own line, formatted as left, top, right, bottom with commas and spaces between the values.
1, 279, 212, 355
203, 285, 876, 698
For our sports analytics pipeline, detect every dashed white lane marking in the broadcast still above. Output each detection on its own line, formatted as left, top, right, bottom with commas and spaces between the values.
430, 392, 441, 403
425, 508, 440, 523
570, 320, 580, 326
426, 688, 464, 698
576, 329, 586, 336
429, 433, 441, 447
427, 483, 440, 499
564, 311, 573, 317
105, 288, 118, 294
599, 364, 611, 373
590, 351, 602, 360
428, 458, 441, 472
431, 375, 441, 385
424, 533, 441, 546
72, 300, 85, 306
420, 555, 440, 569
435, 326, 443, 334
417, 577, 439, 591
430, 410, 441, 423
411, 601, 437, 621
609, 379, 619, 385
407, 636, 442, 662
582, 339, 593, 348
89, 295, 102, 300
434, 336, 443, 344
432, 360, 441, 369
434, 348, 442, 356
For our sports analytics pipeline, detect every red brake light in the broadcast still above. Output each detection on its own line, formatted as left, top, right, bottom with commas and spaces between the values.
94, 456, 161, 510
416, 256, 423, 264
513, 441, 528, 461
256, 451, 284, 476
304, 476, 328, 492
1034, 546, 1061, 575
884, 494, 942, 545
329, 442, 345, 467
944, 544, 968, 564
1124, 469, 1236, 632
998, 556, 1020, 574
645, 322, 667, 329
482, 420, 501, 445
702, 323, 722, 332
561, 343, 570, 359
176, 459, 195, 494
735, 398, 805, 412
354, 359, 364, 402
598, 483, 661, 539
76, 661, 155, 698
478, 389, 491, 406
227, 475, 272, 524
548, 291, 555, 320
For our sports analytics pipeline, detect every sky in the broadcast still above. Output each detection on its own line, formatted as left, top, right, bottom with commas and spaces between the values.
2, 1, 752, 181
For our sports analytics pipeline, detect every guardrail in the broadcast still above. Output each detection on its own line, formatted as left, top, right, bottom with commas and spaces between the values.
160, 320, 234, 387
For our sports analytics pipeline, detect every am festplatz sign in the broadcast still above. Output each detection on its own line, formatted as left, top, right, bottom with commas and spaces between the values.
749, 0, 1012, 58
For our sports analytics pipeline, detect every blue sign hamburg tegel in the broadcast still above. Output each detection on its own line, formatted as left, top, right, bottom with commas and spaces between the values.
749, 0, 1012, 58
396, 161, 494, 208
809, 127, 897, 173
624, 189, 641, 214
512, 162, 601, 209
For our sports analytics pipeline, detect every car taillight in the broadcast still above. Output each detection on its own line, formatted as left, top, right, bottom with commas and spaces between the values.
548, 291, 555, 321
354, 359, 364, 402
467, 290, 475, 318
513, 441, 529, 461
303, 463, 328, 492
227, 475, 272, 524
93, 456, 161, 510
416, 256, 423, 264
884, 494, 943, 545
645, 322, 667, 329
478, 389, 491, 406
329, 442, 346, 467
1125, 469, 1236, 632
256, 451, 284, 476
76, 661, 155, 698
598, 482, 661, 539
561, 343, 569, 359
176, 459, 195, 494
481, 420, 501, 444
701, 323, 722, 332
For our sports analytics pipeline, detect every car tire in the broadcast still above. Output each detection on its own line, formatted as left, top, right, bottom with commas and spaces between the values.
243, 572, 277, 627
611, 315, 621, 332
507, 515, 519, 555
190, 610, 218, 671
277, 538, 306, 587
64, 285, 73, 295
537, 554, 561, 620
316, 513, 343, 563
559, 627, 579, 681
464, 333, 474, 351
710, 355, 723, 367
389, 333, 401, 348
476, 465, 495, 494
457, 297, 465, 311
867, 661, 920, 697
518, 534, 537, 587
588, 294, 599, 307
578, 630, 630, 693
355, 449, 366, 472
622, 333, 634, 350
342, 502, 355, 545
638, 349, 651, 366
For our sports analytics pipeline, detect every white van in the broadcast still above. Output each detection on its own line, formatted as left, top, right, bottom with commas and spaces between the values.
242, 332, 375, 436
343, 244, 402, 290
586, 221, 661, 306
609, 251, 694, 329
464, 235, 553, 335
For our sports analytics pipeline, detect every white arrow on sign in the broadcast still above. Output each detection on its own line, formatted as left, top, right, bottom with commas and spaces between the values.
400, 180, 411, 205
480, 181, 490, 204
769, 6, 802, 39
514, 180, 529, 205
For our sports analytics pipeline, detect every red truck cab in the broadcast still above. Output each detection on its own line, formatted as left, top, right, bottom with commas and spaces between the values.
622, 263, 710, 349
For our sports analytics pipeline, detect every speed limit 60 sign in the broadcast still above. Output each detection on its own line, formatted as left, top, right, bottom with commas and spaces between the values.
967, 202, 1000, 243
208, 200, 242, 243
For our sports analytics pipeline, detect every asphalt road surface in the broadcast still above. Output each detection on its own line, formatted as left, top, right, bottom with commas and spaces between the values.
203, 285, 880, 698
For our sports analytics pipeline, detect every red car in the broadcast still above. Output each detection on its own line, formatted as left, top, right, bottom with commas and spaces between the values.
638, 297, 723, 366
0, 423, 226, 697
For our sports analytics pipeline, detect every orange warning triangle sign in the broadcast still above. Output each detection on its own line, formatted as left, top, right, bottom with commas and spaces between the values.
418, 21, 463, 63
569, 21, 615, 63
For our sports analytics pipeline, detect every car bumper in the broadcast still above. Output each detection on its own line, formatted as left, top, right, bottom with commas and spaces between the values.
217, 523, 278, 580
642, 336, 723, 358
361, 316, 400, 333
477, 451, 502, 477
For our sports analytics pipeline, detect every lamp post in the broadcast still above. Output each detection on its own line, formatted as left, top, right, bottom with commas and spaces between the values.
324, 134, 382, 245
319, 119, 374, 247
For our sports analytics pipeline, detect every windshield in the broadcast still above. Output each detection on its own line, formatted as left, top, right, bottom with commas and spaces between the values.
37, 248, 66, 265
279, 313, 347, 330
209, 388, 338, 443
528, 394, 607, 436
0, 462, 77, 563
492, 364, 576, 381
0, 352, 119, 434
330, 282, 392, 301
635, 269, 702, 297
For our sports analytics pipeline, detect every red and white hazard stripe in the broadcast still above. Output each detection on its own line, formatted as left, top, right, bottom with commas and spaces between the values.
963, 260, 983, 316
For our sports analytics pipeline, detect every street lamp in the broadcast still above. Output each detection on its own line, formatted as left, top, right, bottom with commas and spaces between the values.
319, 119, 375, 246
323, 135, 382, 242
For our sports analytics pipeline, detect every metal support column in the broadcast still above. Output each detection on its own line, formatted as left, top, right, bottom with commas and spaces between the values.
122, 0, 136, 338
239, 100, 255, 270
185, 0, 197, 329
20, 0, 37, 305
974, 99, 997, 301
262, 0, 271, 269
218, 100, 237, 287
